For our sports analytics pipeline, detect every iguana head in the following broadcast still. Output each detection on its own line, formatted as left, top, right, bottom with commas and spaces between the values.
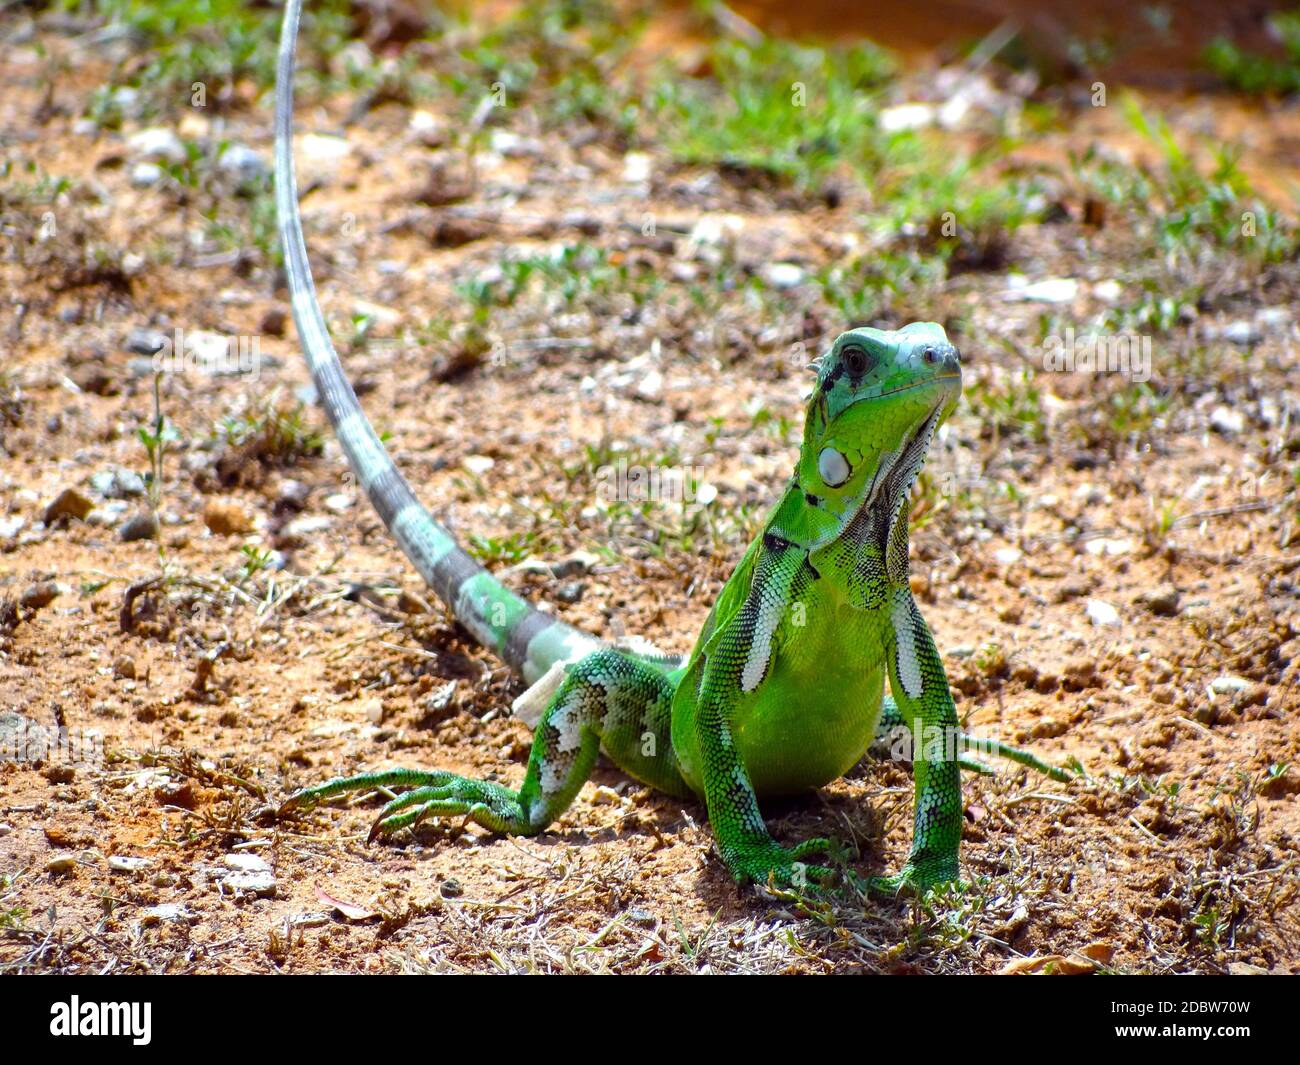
795, 322, 961, 536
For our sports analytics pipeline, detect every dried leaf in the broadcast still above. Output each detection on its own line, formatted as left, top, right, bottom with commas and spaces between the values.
315, 885, 378, 921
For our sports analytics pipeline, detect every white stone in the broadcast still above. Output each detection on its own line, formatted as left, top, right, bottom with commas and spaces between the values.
299, 133, 352, 165
1005, 277, 1078, 304
762, 262, 806, 289
635, 368, 664, 400
622, 151, 652, 183
127, 127, 185, 164
286, 515, 332, 536
1085, 599, 1120, 627
879, 103, 936, 132
219, 853, 276, 896
1085, 537, 1133, 557
1209, 406, 1245, 434
130, 162, 163, 187
218, 143, 268, 181
1208, 675, 1251, 696
1220, 320, 1257, 346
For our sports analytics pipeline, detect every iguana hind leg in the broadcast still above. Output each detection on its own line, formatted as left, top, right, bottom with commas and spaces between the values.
875, 696, 1071, 782
280, 649, 687, 840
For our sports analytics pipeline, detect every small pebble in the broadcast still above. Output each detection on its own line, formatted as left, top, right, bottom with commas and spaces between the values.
218, 853, 277, 897
138, 903, 194, 925
1219, 320, 1258, 346
20, 581, 60, 610
129, 162, 164, 187
127, 127, 185, 164
46, 853, 78, 875
1085, 598, 1121, 627
762, 262, 806, 289
555, 581, 585, 603
1137, 584, 1180, 617
119, 511, 160, 542
203, 498, 253, 536
124, 328, 167, 356
217, 142, 268, 181
43, 487, 94, 524
1209, 406, 1245, 435
1005, 277, 1078, 303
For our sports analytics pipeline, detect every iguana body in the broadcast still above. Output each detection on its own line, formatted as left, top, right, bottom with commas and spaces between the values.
274, 0, 1066, 893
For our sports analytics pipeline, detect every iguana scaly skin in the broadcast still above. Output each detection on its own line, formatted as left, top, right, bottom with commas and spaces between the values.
273, 0, 1067, 894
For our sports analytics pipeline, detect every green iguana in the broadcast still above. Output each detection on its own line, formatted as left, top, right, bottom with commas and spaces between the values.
273, 0, 1068, 894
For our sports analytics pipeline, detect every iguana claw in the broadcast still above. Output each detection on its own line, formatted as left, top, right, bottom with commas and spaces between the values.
861, 860, 962, 899
725, 837, 840, 891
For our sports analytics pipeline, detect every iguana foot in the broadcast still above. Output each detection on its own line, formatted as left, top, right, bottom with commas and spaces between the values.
862, 859, 961, 899
278, 768, 531, 837
724, 837, 839, 891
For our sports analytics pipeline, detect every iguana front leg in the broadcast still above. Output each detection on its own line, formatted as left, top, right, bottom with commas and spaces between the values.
696, 658, 837, 889
868, 591, 964, 895
691, 561, 838, 890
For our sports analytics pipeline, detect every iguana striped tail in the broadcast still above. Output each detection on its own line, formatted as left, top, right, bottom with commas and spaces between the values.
273, 0, 600, 685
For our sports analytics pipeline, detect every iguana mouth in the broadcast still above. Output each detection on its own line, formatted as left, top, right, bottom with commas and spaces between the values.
875, 372, 961, 400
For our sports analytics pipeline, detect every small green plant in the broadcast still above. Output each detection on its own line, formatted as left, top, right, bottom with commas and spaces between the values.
650, 37, 895, 192
1102, 284, 1195, 336
238, 544, 274, 583
0, 159, 72, 209
1191, 906, 1229, 949
1107, 382, 1170, 440
974, 642, 1007, 677
1205, 11, 1300, 96
468, 530, 541, 566
965, 371, 1045, 443
1074, 99, 1297, 266
138, 374, 180, 512
0, 870, 26, 931
1148, 496, 1181, 539
816, 250, 947, 323
214, 393, 324, 464
65, 0, 352, 117
204, 172, 282, 269
911, 877, 988, 950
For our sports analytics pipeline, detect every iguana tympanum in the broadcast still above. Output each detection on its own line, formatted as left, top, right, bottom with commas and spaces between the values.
273, 0, 1067, 895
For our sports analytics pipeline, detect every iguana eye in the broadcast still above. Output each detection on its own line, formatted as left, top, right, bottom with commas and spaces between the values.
841, 344, 872, 377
